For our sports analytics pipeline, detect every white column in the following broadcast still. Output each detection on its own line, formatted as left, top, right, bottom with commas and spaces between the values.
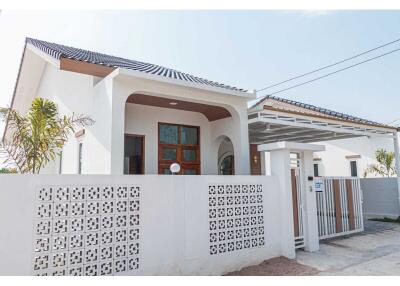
393, 131, 400, 211
110, 84, 128, 175
300, 151, 319, 252
269, 148, 296, 259
260, 151, 266, 175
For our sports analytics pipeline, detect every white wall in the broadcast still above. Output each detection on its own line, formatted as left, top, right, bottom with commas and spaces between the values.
125, 103, 211, 174
0, 174, 287, 276
110, 74, 251, 175
24, 62, 251, 175
313, 137, 395, 177
34, 62, 100, 175
361, 178, 400, 219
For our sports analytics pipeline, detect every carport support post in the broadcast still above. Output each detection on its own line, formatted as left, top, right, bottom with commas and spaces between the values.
300, 151, 320, 252
259, 141, 325, 256
261, 147, 296, 259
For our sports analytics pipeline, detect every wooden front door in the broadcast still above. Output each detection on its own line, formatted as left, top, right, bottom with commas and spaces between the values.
158, 123, 200, 175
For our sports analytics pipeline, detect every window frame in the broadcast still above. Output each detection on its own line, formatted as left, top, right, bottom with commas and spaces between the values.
124, 134, 145, 175
158, 122, 200, 175
77, 142, 83, 174
350, 160, 358, 177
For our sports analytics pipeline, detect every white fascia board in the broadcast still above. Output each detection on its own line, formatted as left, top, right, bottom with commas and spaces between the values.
257, 141, 326, 152
26, 43, 60, 68
118, 67, 256, 99
248, 111, 395, 138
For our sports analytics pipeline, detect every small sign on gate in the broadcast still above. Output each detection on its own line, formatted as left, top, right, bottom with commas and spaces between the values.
314, 177, 324, 192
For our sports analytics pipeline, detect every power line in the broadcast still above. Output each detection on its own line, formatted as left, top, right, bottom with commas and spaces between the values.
388, 118, 400, 125
257, 37, 400, 92
258, 47, 400, 97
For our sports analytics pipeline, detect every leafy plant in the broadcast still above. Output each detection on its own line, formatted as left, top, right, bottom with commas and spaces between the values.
363, 148, 397, 177
0, 98, 94, 174
0, 167, 17, 174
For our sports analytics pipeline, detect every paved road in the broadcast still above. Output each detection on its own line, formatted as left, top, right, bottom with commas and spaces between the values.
296, 220, 400, 275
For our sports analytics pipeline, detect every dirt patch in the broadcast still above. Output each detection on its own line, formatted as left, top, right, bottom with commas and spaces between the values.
225, 256, 319, 276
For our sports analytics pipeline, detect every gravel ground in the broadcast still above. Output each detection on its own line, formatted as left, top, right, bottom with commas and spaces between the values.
225, 256, 319, 276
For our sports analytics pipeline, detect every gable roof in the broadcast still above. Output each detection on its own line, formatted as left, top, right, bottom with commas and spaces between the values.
26, 38, 247, 93
252, 95, 396, 129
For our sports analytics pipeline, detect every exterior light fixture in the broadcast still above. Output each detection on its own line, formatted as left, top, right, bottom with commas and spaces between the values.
169, 102, 178, 106
170, 163, 181, 174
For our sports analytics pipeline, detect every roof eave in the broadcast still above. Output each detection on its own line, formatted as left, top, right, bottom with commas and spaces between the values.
117, 67, 256, 99
260, 106, 398, 133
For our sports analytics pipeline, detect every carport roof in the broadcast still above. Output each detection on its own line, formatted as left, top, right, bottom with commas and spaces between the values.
248, 95, 397, 145
252, 95, 391, 128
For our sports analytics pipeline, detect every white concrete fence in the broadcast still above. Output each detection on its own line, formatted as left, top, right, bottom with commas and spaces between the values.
361, 178, 400, 219
0, 174, 293, 276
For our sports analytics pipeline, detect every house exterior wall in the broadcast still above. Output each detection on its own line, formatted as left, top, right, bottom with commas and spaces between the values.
21, 59, 251, 175
34, 63, 97, 174
312, 137, 395, 177
109, 73, 251, 175
125, 103, 212, 174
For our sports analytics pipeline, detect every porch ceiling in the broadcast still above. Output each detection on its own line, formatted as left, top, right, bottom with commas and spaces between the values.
126, 94, 232, 121
248, 111, 395, 145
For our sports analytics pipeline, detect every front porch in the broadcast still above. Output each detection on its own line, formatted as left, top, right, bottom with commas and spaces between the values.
86, 69, 253, 176
123, 93, 240, 175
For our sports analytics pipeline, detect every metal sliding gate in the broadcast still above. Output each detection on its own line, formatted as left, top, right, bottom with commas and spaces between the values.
315, 177, 364, 240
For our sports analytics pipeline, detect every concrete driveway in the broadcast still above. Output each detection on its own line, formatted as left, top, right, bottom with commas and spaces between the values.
296, 220, 400, 275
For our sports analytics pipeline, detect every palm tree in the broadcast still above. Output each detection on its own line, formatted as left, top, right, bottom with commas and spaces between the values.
0, 97, 94, 174
363, 148, 397, 178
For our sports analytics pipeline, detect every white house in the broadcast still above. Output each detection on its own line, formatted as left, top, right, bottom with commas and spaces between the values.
6, 38, 256, 176
0, 38, 399, 276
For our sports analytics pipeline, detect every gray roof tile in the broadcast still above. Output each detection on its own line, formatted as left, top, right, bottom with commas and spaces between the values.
27, 37, 247, 93
254, 95, 390, 128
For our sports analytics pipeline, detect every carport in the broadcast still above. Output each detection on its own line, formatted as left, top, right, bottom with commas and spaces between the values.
247, 95, 400, 253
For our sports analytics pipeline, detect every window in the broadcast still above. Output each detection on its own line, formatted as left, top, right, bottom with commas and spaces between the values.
350, 160, 358, 177
59, 150, 63, 174
78, 143, 83, 174
124, 135, 145, 174
158, 123, 200, 175
219, 155, 234, 175
313, 163, 319, 177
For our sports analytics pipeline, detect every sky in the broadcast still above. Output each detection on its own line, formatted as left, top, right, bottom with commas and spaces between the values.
0, 10, 399, 139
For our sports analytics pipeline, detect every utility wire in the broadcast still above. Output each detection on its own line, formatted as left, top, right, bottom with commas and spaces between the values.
259, 47, 400, 97
387, 118, 400, 125
257, 37, 400, 92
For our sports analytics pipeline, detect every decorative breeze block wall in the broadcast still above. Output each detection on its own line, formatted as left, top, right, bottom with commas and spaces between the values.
208, 184, 265, 255
33, 185, 140, 276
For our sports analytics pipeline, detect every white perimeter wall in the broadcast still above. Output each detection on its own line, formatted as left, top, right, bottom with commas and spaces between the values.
0, 174, 287, 276
361, 178, 400, 219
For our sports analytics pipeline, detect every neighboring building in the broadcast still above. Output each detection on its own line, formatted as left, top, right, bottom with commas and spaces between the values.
314, 136, 395, 178
6, 38, 256, 175
248, 95, 399, 178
